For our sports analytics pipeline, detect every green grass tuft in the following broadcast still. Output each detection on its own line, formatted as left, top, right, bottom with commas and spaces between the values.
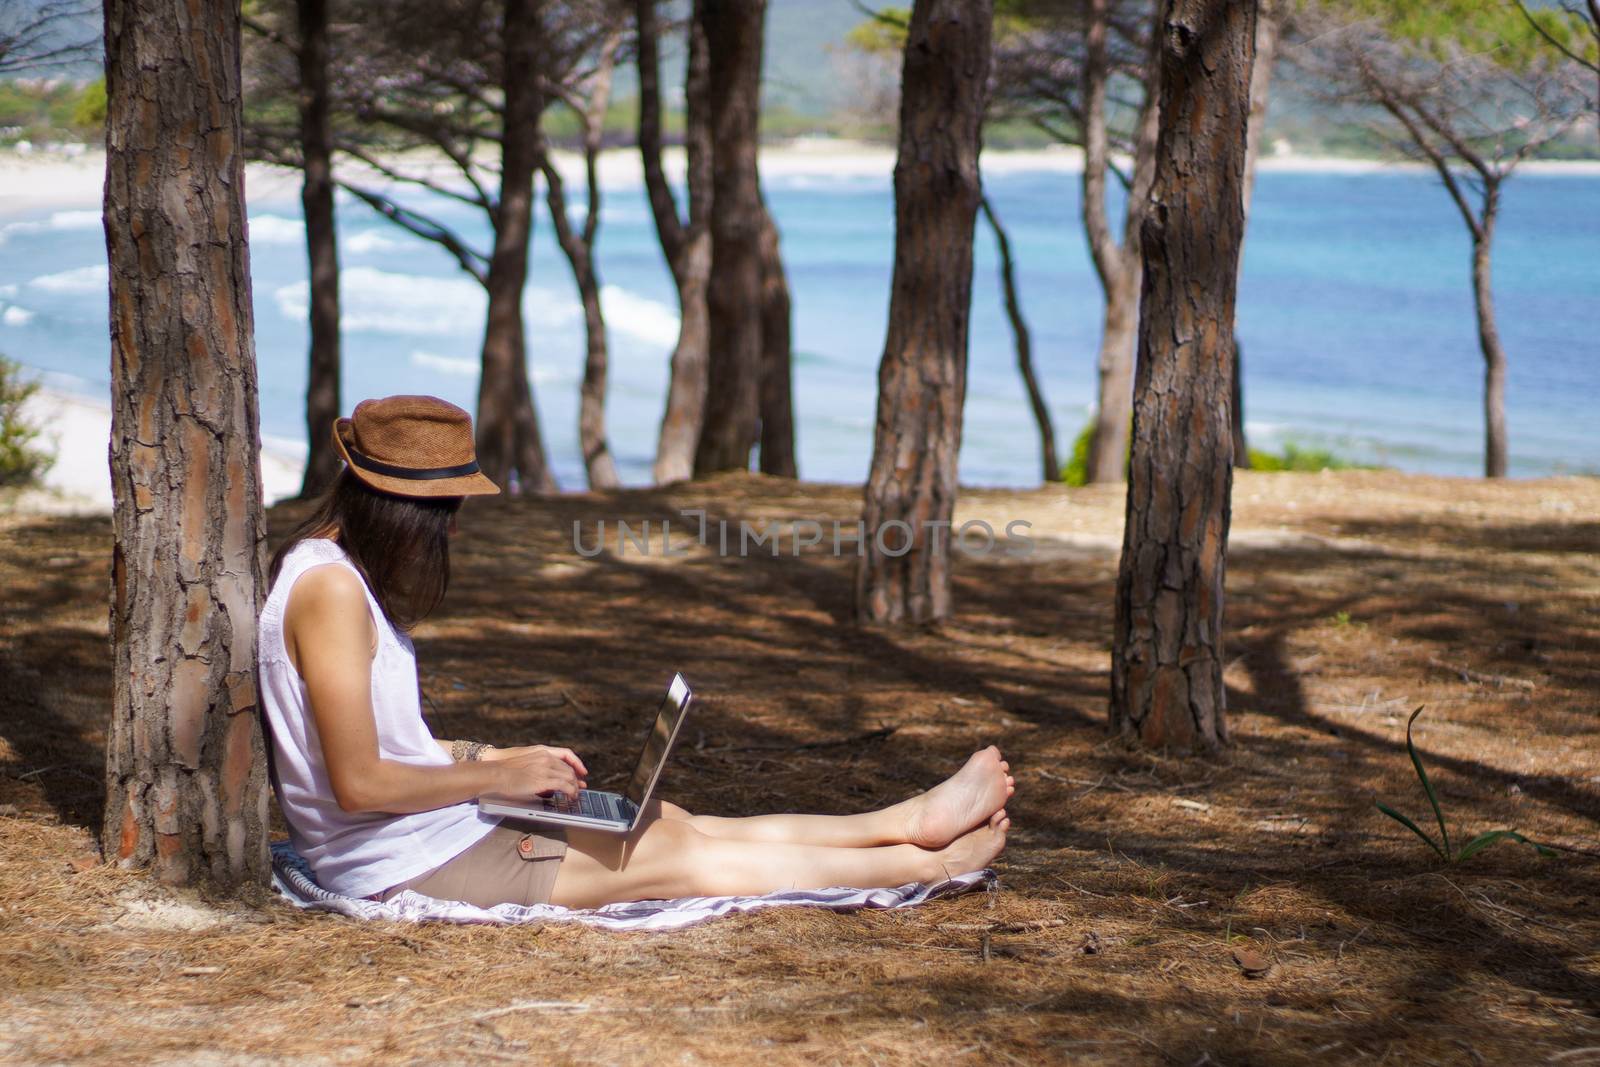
1247, 442, 1372, 472
1060, 423, 1378, 485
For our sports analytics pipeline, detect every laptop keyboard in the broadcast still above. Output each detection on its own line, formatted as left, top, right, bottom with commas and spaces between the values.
542, 790, 618, 820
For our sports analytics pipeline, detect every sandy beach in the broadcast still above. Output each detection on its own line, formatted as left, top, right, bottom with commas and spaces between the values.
4, 142, 1598, 216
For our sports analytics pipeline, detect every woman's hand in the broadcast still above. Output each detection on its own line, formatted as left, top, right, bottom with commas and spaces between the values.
488, 747, 588, 800
484, 745, 588, 777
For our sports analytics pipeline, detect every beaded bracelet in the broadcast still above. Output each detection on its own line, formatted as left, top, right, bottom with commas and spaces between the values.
450, 739, 492, 762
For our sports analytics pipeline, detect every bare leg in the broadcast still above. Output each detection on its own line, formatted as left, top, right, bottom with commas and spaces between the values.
654, 747, 1015, 849
549, 809, 1008, 909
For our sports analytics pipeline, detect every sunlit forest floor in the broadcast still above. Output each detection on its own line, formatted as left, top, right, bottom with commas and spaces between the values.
3, 469, 1598, 1065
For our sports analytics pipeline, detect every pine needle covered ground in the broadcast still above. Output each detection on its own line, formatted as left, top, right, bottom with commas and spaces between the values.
3, 470, 1598, 1065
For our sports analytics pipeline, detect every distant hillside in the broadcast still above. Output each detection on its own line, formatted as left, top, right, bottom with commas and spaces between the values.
761, 0, 867, 115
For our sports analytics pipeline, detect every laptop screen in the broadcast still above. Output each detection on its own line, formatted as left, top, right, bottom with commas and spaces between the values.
623, 674, 693, 807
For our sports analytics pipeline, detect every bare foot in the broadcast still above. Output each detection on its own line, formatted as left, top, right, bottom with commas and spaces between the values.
905, 746, 1016, 848
927, 809, 1009, 881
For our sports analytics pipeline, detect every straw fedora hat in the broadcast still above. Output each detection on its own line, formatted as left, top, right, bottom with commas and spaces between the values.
332, 395, 500, 498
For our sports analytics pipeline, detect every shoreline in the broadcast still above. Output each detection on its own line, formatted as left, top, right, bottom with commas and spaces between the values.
7, 382, 1591, 519
6, 386, 306, 515
3, 142, 1598, 215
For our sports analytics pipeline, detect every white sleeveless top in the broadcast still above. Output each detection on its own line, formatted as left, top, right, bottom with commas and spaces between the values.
258, 538, 497, 897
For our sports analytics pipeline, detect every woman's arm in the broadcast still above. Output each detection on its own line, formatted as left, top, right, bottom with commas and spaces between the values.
438, 738, 589, 776
286, 565, 583, 814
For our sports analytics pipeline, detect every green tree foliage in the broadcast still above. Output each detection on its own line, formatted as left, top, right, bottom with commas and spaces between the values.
844, 6, 909, 54
1344, 0, 1596, 73
0, 79, 104, 143
0, 357, 54, 489
71, 76, 105, 127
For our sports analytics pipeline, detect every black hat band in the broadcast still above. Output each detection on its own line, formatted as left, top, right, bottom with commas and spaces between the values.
346, 446, 482, 481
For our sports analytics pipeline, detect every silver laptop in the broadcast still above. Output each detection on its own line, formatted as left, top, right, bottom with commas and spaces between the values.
478, 673, 693, 833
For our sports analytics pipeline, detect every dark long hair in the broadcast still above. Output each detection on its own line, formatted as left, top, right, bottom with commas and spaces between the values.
269, 470, 462, 631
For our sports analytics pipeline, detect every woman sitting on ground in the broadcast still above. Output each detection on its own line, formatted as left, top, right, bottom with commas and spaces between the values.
259, 395, 1012, 909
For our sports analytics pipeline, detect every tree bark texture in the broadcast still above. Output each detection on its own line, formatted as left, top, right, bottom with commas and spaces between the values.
856, 0, 993, 626
296, 0, 342, 498
1230, 0, 1283, 469
546, 31, 622, 490
1473, 197, 1508, 478
474, 0, 556, 494
694, 0, 767, 476
102, 0, 271, 887
1110, 0, 1256, 750
757, 207, 796, 478
642, 0, 713, 485
980, 195, 1058, 483
1083, 0, 1162, 485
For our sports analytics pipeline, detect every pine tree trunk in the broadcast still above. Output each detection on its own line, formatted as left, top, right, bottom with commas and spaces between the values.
102, 0, 271, 887
547, 34, 621, 491
694, 0, 767, 476
656, 237, 713, 483
643, 0, 713, 485
980, 195, 1058, 483
576, 292, 618, 489
1473, 191, 1507, 478
1110, 0, 1256, 751
757, 207, 796, 478
1082, 0, 1160, 485
296, 0, 341, 498
475, 0, 555, 494
1085, 270, 1138, 483
1231, 0, 1283, 470
549, 158, 620, 490
857, 0, 992, 626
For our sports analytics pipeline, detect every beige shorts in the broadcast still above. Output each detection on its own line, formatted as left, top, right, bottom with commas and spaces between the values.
378, 823, 568, 908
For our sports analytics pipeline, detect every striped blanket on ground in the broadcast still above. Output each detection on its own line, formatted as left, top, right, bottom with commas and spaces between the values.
270, 842, 996, 932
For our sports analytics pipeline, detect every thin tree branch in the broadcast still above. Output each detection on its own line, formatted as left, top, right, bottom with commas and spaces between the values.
338, 143, 493, 211
241, 14, 296, 54
1513, 0, 1599, 75
1372, 89, 1483, 240
337, 180, 489, 285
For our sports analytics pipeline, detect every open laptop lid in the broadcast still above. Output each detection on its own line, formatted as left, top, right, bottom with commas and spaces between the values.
623, 673, 693, 808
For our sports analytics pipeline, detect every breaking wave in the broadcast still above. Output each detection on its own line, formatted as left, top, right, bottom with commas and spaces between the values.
0, 209, 100, 245
274, 266, 680, 348
28, 264, 108, 293
247, 214, 304, 245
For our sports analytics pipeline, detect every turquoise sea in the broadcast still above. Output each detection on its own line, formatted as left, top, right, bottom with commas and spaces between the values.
1, 161, 1597, 486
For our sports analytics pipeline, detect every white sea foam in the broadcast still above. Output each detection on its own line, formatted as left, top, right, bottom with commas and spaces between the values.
343, 229, 405, 254
410, 350, 478, 377
600, 285, 680, 347
29, 264, 108, 293
247, 214, 305, 245
49, 209, 101, 228
273, 265, 676, 355
276, 266, 485, 335
3, 304, 36, 326
530, 364, 578, 387
0, 209, 101, 245
410, 348, 578, 388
